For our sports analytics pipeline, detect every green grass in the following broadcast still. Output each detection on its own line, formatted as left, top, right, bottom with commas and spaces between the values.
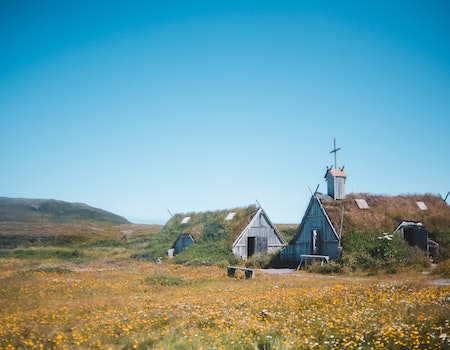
0, 222, 162, 264
0, 248, 87, 262
173, 241, 238, 267
143, 275, 185, 286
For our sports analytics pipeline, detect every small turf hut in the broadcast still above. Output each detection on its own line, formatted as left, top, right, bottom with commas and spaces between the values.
166, 205, 286, 260
172, 233, 195, 255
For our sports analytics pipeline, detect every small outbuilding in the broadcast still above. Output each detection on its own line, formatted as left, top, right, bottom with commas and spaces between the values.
394, 221, 429, 252
232, 207, 287, 260
165, 205, 286, 260
172, 233, 195, 255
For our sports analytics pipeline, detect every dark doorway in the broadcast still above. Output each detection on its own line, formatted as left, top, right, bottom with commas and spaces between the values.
247, 236, 268, 258
248, 237, 256, 257
403, 226, 428, 251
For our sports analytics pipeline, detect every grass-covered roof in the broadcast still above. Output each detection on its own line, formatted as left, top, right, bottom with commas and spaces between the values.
163, 205, 258, 243
319, 193, 450, 234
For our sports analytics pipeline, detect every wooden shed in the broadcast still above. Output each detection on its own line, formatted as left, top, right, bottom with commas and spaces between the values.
394, 221, 429, 251
232, 207, 287, 260
166, 205, 286, 260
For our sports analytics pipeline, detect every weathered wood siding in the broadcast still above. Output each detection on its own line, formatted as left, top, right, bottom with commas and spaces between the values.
280, 196, 340, 262
232, 209, 285, 260
327, 172, 346, 200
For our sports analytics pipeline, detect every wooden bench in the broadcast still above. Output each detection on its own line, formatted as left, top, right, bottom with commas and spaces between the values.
226, 266, 254, 279
297, 254, 330, 270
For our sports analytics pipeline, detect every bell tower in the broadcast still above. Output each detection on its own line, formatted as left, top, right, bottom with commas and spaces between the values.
324, 138, 347, 200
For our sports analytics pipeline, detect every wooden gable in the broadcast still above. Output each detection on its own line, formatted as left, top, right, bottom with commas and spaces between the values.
280, 194, 341, 262
232, 207, 287, 260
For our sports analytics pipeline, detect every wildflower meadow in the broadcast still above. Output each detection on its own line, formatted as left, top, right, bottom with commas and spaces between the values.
0, 260, 449, 349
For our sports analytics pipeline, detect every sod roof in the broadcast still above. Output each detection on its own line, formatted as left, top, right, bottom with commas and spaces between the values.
318, 193, 450, 234
163, 205, 259, 242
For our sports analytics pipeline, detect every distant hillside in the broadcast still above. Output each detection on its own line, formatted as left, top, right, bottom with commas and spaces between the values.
0, 197, 130, 224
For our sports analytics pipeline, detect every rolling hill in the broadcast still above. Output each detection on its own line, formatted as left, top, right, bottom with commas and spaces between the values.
0, 197, 130, 224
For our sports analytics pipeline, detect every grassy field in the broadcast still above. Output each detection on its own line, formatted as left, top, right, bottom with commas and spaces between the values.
0, 222, 162, 262
1, 259, 449, 349
1, 219, 449, 349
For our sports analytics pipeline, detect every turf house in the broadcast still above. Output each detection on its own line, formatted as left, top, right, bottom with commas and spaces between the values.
165, 205, 287, 260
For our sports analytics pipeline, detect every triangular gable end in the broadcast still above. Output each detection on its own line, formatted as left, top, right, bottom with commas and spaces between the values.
172, 233, 195, 255
233, 208, 261, 247
290, 194, 340, 244
260, 207, 287, 245
281, 193, 341, 262
233, 208, 286, 247
232, 207, 287, 260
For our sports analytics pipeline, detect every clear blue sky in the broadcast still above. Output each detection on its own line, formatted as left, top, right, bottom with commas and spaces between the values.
1, 1, 449, 224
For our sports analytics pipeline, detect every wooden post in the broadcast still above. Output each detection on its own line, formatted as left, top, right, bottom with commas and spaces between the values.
227, 267, 236, 277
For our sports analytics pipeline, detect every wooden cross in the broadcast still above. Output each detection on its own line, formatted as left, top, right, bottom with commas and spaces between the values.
330, 138, 341, 169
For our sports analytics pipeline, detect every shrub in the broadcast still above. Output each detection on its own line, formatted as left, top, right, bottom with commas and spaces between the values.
432, 259, 450, 277
245, 252, 275, 269
341, 230, 431, 274
430, 229, 450, 263
308, 261, 342, 274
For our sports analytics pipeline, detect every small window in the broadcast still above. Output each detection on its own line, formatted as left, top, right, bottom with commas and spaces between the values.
355, 199, 369, 210
181, 216, 191, 224
416, 201, 428, 210
225, 212, 236, 221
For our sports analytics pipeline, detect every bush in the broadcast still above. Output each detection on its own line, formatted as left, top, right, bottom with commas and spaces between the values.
432, 259, 450, 278
430, 229, 450, 263
340, 230, 431, 274
308, 261, 342, 274
245, 252, 273, 269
